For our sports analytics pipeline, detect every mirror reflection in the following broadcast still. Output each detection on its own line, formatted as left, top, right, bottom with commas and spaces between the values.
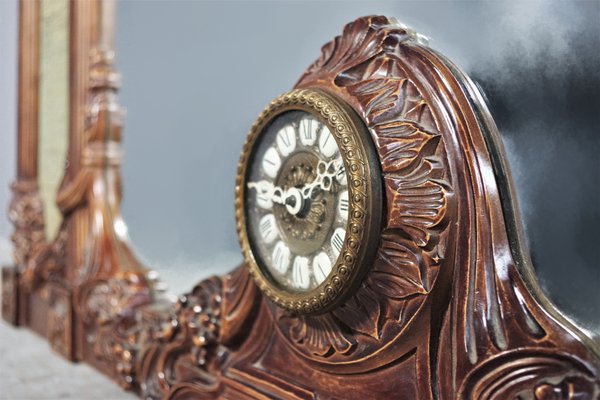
115, 1, 599, 335
38, 0, 69, 240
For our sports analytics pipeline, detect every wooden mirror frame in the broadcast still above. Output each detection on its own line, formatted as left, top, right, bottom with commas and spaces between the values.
2, 2, 599, 399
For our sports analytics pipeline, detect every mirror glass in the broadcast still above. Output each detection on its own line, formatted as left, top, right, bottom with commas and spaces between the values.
38, 0, 69, 240
115, 1, 599, 336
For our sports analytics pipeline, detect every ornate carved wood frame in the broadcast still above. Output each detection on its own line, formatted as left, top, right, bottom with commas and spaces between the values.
2, 2, 599, 399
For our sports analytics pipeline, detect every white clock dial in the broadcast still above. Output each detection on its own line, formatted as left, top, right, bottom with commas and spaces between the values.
246, 111, 349, 292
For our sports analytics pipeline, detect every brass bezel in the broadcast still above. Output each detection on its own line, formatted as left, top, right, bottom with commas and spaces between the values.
235, 88, 382, 314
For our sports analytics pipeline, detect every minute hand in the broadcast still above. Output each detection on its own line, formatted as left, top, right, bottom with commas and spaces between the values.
301, 160, 342, 199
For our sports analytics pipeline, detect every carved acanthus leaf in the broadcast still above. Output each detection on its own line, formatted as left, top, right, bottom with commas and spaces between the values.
289, 313, 356, 356
385, 158, 447, 247
372, 235, 428, 298
303, 16, 392, 79
346, 78, 434, 126
332, 289, 381, 339
375, 120, 440, 173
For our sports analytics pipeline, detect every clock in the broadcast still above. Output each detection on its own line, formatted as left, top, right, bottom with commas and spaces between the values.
236, 88, 382, 314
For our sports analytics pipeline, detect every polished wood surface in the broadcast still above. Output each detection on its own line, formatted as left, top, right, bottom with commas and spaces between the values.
2, 3, 598, 399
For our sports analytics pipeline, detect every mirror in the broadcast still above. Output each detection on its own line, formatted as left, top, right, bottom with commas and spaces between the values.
114, 1, 598, 335
38, 0, 69, 240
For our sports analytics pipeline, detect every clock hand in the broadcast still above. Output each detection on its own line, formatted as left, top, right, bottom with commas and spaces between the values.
301, 160, 341, 199
247, 180, 304, 215
247, 180, 286, 205
248, 159, 345, 214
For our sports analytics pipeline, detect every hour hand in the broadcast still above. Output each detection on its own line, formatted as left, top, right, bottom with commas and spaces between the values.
247, 180, 286, 205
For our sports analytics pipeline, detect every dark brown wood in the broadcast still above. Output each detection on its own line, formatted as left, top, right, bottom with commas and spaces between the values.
3, 8, 598, 400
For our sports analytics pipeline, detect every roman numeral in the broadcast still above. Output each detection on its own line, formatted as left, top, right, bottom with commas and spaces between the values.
330, 228, 346, 258
271, 241, 290, 274
282, 134, 290, 146
339, 198, 348, 212
292, 257, 310, 290
259, 214, 277, 243
312, 252, 332, 284
260, 217, 272, 232
332, 234, 344, 253
299, 117, 318, 146
262, 147, 281, 178
277, 125, 296, 156
338, 191, 349, 221
319, 126, 338, 158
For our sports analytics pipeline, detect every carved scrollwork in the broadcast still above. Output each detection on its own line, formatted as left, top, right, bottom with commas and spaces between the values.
79, 276, 150, 325
8, 180, 46, 266
459, 349, 600, 399
137, 277, 224, 400
272, 15, 451, 366
21, 225, 67, 290
76, 274, 152, 387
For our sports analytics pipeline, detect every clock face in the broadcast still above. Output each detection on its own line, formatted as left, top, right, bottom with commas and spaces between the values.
236, 89, 382, 314
245, 110, 349, 292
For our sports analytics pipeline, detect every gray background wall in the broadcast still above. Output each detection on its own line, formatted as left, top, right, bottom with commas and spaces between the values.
0, 0, 17, 268
0, 1, 598, 336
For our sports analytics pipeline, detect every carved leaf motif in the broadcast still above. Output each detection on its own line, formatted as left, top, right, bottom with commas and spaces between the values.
289, 314, 356, 356
344, 78, 410, 125
385, 158, 447, 247
376, 121, 440, 173
332, 288, 381, 339
371, 234, 428, 298
303, 16, 391, 78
